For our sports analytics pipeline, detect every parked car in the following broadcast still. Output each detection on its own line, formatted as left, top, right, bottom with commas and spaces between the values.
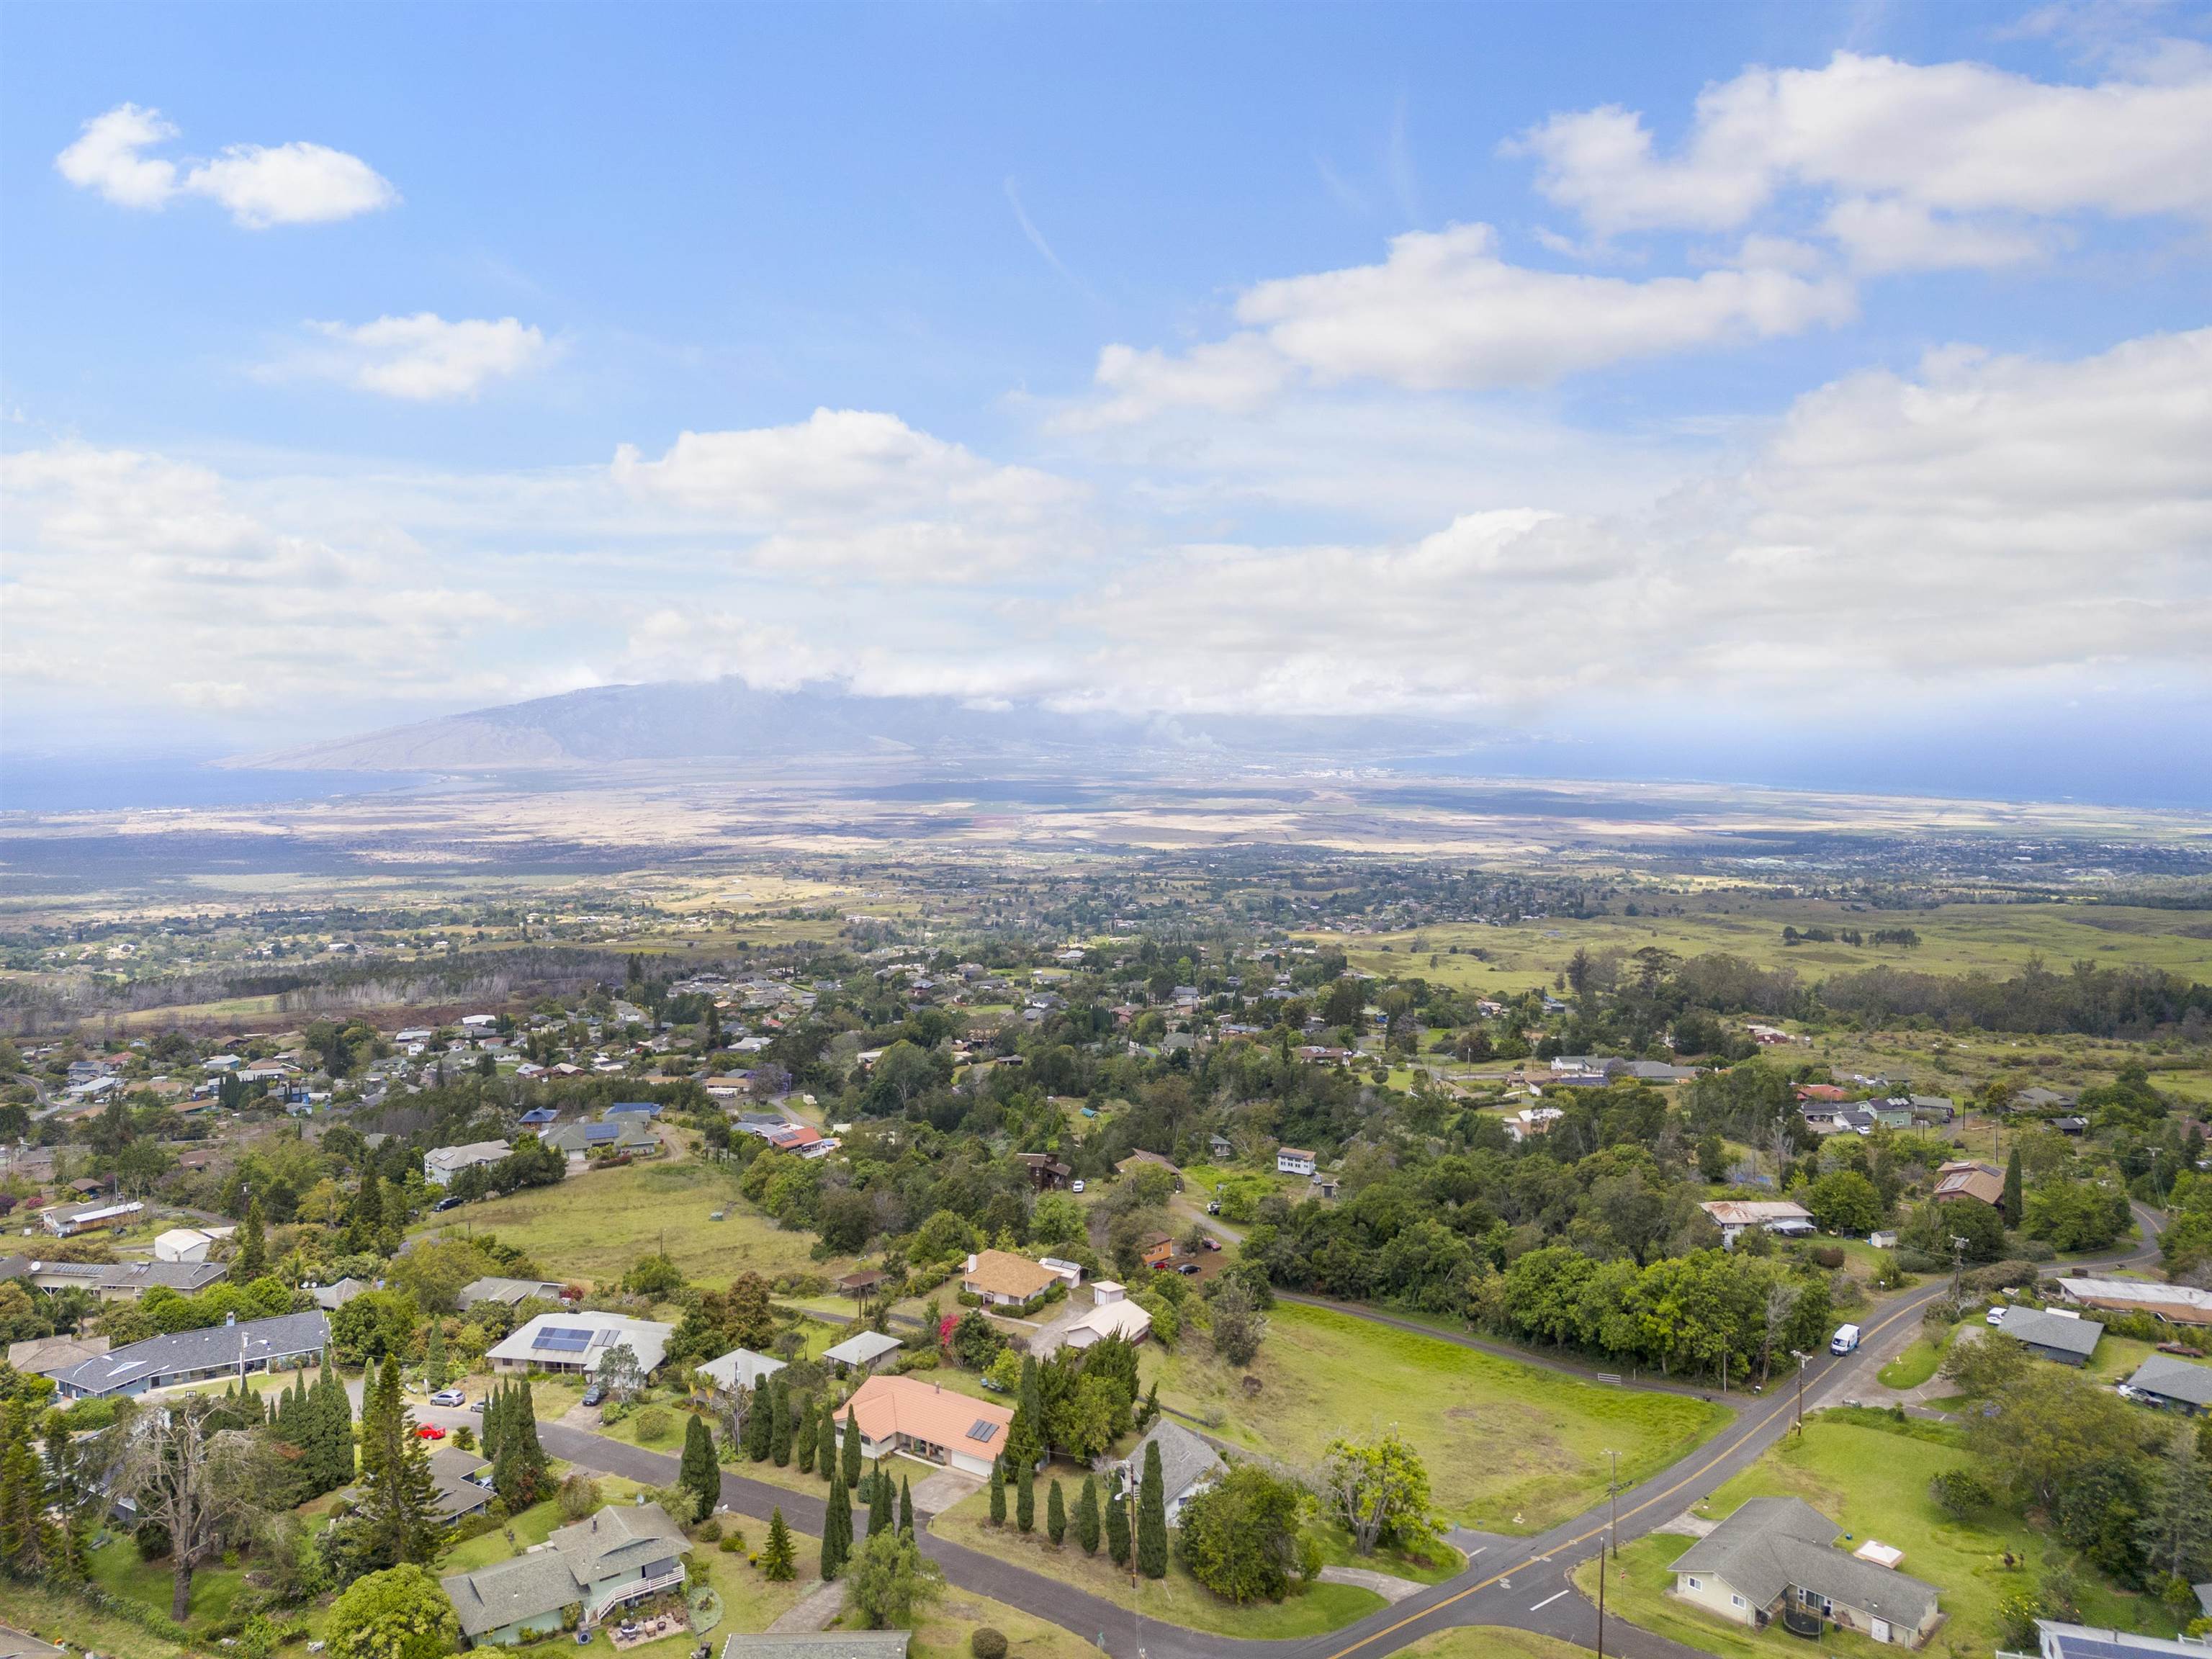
1205, 1200, 1221, 1215
469, 1398, 487, 1413
1071, 1179, 1085, 1193
582, 1381, 607, 1407
415, 1424, 446, 1440
1174, 1261, 1202, 1275
430, 1388, 466, 1407
432, 1195, 465, 1212
1985, 1306, 2008, 1326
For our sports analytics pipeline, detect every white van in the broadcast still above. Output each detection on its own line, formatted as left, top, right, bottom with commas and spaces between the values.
1830, 1323, 1861, 1355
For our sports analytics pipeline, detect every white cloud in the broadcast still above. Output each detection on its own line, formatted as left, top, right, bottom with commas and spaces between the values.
1074, 224, 1853, 421
613, 408, 1088, 581
55, 104, 181, 209
1060, 328, 2212, 714
0, 444, 501, 716
54, 102, 396, 226
292, 314, 552, 400
1509, 50, 2212, 267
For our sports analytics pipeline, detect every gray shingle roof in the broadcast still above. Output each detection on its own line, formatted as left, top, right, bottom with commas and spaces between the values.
2128, 1354, 2212, 1409
27, 1260, 228, 1294
1670, 1497, 1939, 1629
48, 1311, 329, 1397
721, 1636, 910, 1659
441, 1501, 685, 1637
1123, 1418, 1224, 1504
2000, 1307, 2104, 1359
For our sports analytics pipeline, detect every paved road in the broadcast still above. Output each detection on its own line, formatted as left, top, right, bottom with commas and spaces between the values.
447, 1205, 2166, 1659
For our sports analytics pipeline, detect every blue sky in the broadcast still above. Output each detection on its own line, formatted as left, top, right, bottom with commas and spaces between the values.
4, 2, 2208, 800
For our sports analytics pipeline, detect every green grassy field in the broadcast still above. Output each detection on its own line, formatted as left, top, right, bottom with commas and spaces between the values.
0, 1581, 198, 1659
1310, 1521, 1465, 1585
1143, 1303, 1729, 1533
1578, 1413, 2180, 1659
1308, 897, 2212, 994
418, 1158, 840, 1288
85, 1533, 248, 1629
1877, 1330, 1952, 1390
928, 1480, 1386, 1638
1396, 1632, 1593, 1659
910, 1586, 1116, 1659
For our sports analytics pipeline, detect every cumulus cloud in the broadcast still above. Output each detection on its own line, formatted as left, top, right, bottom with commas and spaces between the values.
1071, 224, 1853, 423
613, 408, 1088, 580
1061, 327, 2212, 714
1509, 50, 2212, 268
284, 314, 552, 400
55, 102, 397, 226
0, 444, 498, 714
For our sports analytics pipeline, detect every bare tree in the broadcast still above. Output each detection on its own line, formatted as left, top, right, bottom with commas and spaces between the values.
1766, 1115, 1795, 1186
107, 1395, 277, 1622
1760, 1281, 1799, 1384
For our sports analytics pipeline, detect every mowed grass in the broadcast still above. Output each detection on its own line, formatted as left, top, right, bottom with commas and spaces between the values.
911, 1586, 1118, 1659
0, 1581, 198, 1659
86, 1533, 248, 1629
1144, 1303, 1728, 1534
419, 1159, 838, 1288
1396, 1632, 1593, 1659
928, 1480, 1386, 1638
1577, 1413, 2180, 1659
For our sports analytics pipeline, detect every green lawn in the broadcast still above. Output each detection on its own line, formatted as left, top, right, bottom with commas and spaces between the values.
1878, 1331, 1951, 1390
928, 1481, 1385, 1638
86, 1533, 247, 1630
1145, 1302, 1729, 1533
911, 1587, 1116, 1659
1396, 1632, 1593, 1659
0, 1581, 197, 1659
1310, 1521, 1465, 1585
1576, 1413, 2181, 1659
418, 1158, 841, 1289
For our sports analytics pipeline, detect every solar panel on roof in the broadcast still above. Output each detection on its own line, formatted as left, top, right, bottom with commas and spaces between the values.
534, 1326, 595, 1352
968, 1420, 999, 1442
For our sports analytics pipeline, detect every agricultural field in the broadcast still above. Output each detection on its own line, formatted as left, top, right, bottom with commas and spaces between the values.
1141, 1303, 1729, 1533
416, 1157, 840, 1289
1576, 1413, 2181, 1659
1309, 896, 2212, 994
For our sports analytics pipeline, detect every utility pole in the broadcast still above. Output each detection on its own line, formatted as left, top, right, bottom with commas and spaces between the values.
1608, 1449, 1620, 1558
1791, 1351, 1807, 1437
1950, 1235, 1969, 1308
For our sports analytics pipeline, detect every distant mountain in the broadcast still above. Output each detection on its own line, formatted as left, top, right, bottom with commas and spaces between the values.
227, 678, 1413, 772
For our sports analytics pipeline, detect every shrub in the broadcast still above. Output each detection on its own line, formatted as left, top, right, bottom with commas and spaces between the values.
557, 1475, 603, 1521
1810, 1244, 1845, 1270
719, 1533, 747, 1554
971, 1630, 1008, 1659
696, 1517, 723, 1543
636, 1405, 674, 1442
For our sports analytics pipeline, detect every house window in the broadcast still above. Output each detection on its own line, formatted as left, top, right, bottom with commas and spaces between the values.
1686, 1578, 1702, 1591
1732, 1596, 1747, 1609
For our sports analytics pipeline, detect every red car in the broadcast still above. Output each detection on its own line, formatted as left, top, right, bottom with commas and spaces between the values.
415, 1424, 446, 1440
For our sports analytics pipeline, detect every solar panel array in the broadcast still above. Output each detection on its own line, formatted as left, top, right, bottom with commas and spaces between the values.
968, 1419, 999, 1442
534, 1326, 595, 1352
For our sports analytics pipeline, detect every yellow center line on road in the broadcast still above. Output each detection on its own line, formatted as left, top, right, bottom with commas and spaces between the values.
1317, 1285, 1937, 1659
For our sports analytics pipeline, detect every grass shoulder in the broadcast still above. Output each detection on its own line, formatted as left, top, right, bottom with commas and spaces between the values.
925, 1480, 1385, 1638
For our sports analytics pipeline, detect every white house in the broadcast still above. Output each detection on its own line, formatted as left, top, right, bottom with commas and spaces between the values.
1115, 1419, 1222, 1524
425, 1139, 511, 1186
694, 1347, 785, 1394
1063, 1281, 1153, 1351
1700, 1200, 1817, 1248
1669, 1498, 1940, 1647
1276, 1148, 1316, 1176
486, 1311, 673, 1380
153, 1228, 215, 1262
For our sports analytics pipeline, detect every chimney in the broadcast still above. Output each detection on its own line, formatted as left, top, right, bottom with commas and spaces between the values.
225, 1310, 237, 1326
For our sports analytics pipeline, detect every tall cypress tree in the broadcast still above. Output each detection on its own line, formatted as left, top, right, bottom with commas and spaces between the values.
820, 1469, 851, 1581
793, 1397, 818, 1472
681, 1414, 720, 1524
315, 1357, 353, 1491
1136, 1439, 1167, 1578
511, 1382, 549, 1503
1046, 1478, 1066, 1546
1016, 1462, 1035, 1534
746, 1385, 773, 1461
1105, 1485, 1130, 1566
1075, 1473, 1101, 1554
1010, 1354, 1044, 1469
2002, 1146, 2025, 1228
816, 1400, 837, 1479
899, 1475, 914, 1539
989, 1456, 1007, 1527
232, 1199, 267, 1283
840, 1406, 862, 1488
769, 1377, 792, 1467
868, 1459, 892, 1537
